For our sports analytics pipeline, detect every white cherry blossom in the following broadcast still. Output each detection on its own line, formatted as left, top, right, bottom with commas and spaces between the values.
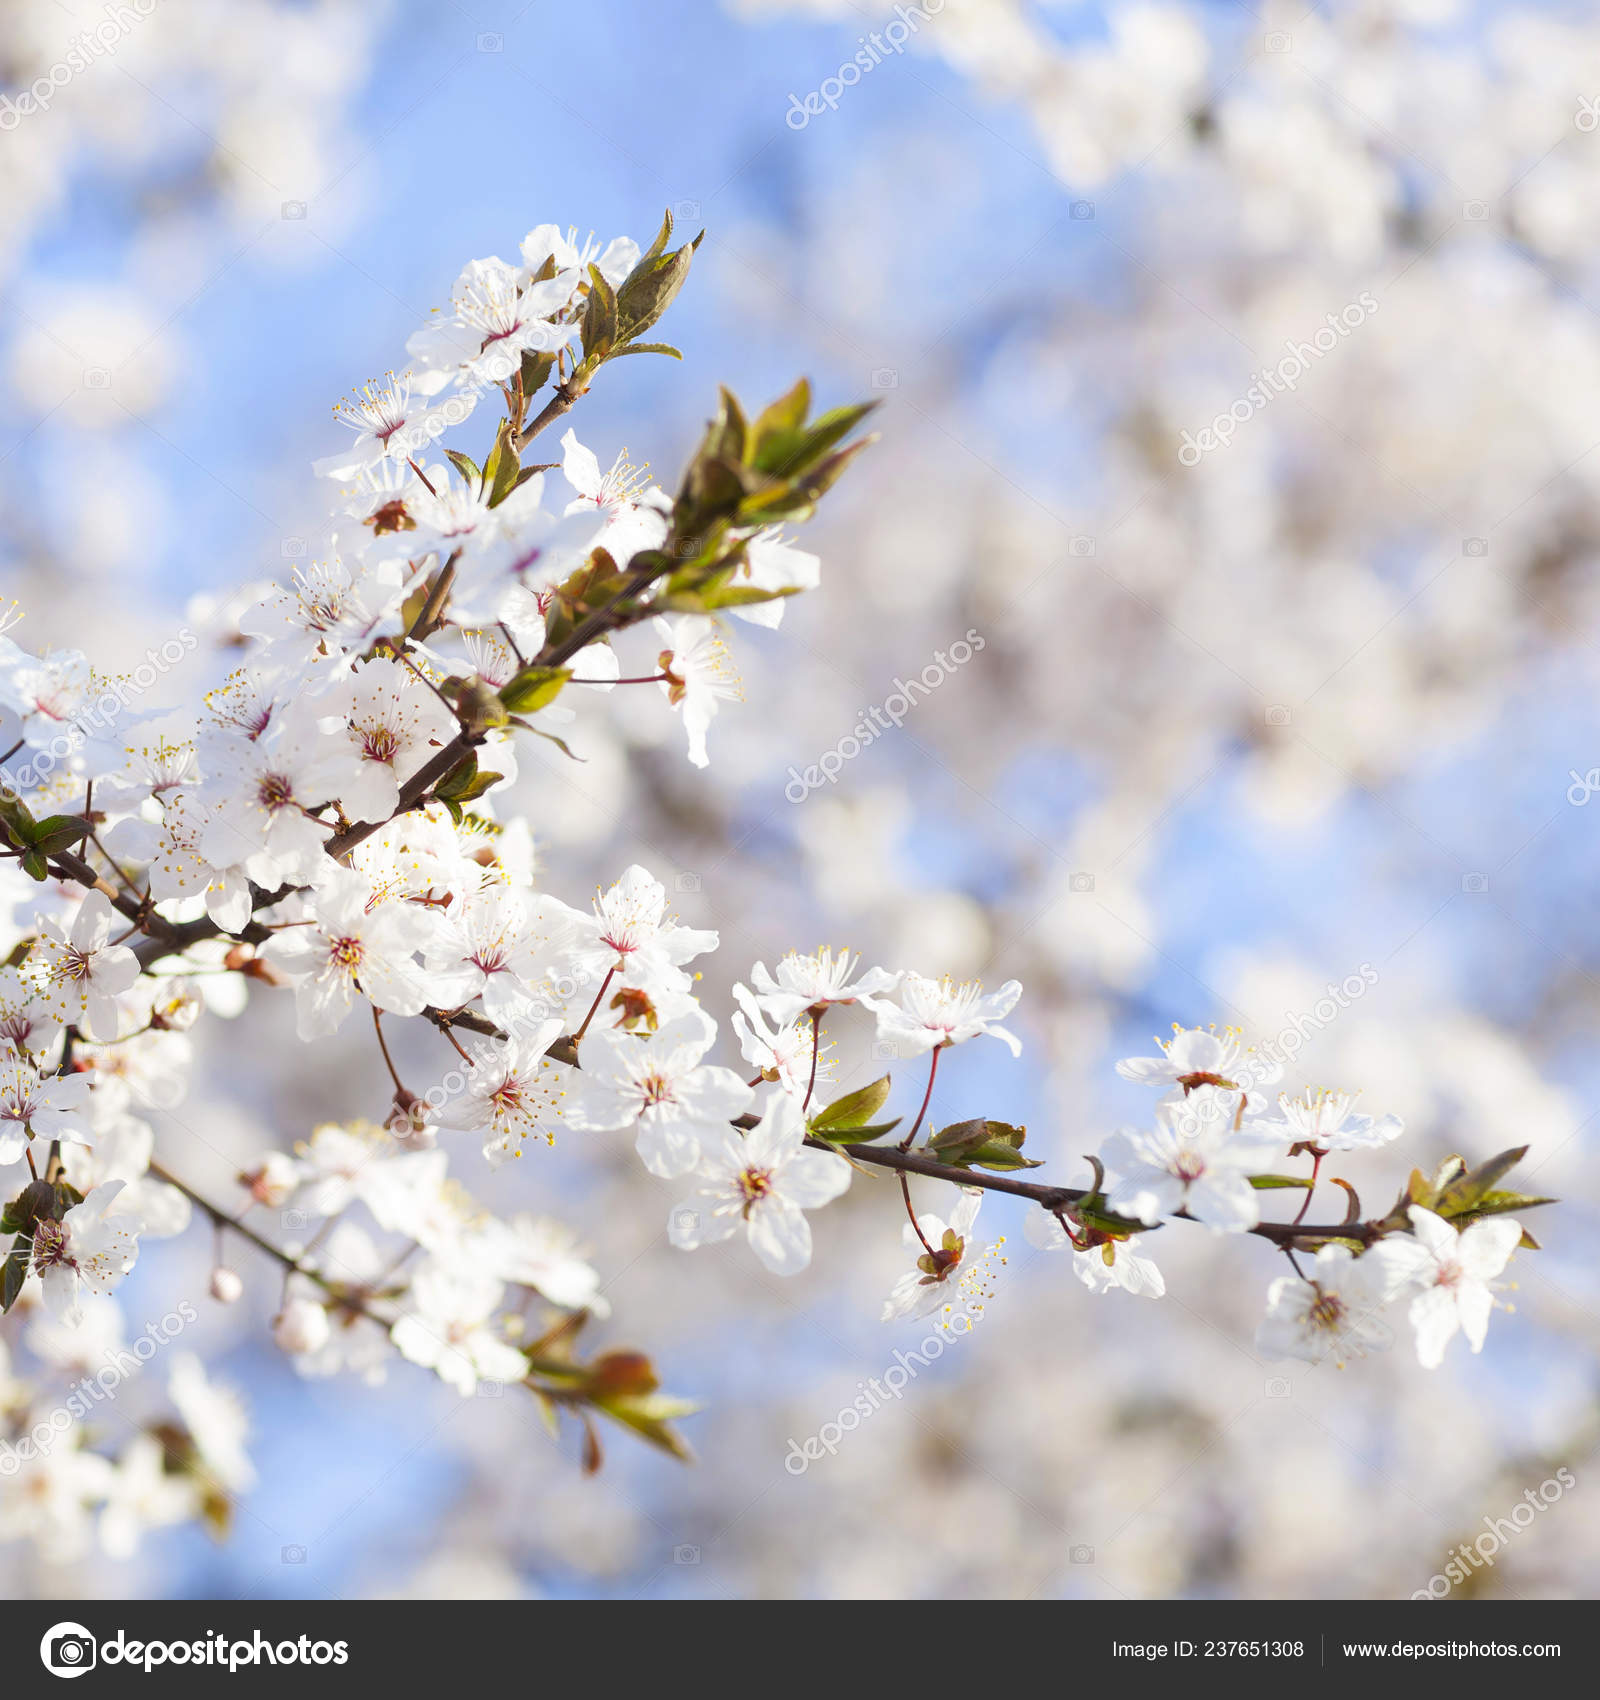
1368, 1206, 1525, 1369
746, 946, 898, 1028
865, 971, 1023, 1058
25, 891, 139, 1042
30, 1181, 141, 1327
882, 1187, 1005, 1323
1100, 1089, 1285, 1233
564, 1008, 752, 1179
667, 1092, 850, 1275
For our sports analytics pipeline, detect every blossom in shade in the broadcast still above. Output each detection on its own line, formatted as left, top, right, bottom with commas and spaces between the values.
1255, 1243, 1401, 1365
882, 1188, 1006, 1323
30, 1182, 142, 1327
1023, 1209, 1165, 1299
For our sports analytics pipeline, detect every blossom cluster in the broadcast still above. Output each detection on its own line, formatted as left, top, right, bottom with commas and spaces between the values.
0, 210, 1556, 1567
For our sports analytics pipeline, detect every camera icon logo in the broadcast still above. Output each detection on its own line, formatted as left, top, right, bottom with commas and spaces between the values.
674, 199, 701, 225
1462, 537, 1487, 557
40, 1623, 96, 1678
1265, 1377, 1291, 1398
281, 1209, 308, 1231
870, 367, 898, 390
1069, 1544, 1095, 1564
82, 368, 111, 391
1462, 872, 1489, 894
281, 537, 307, 559
676, 537, 701, 559
1069, 871, 1095, 893
674, 1544, 700, 1564
1264, 31, 1291, 52
282, 1544, 307, 1563
1462, 200, 1490, 221
478, 1379, 504, 1398
477, 31, 503, 52
1578, 95, 1600, 133
674, 871, 701, 894
1070, 200, 1094, 220
1265, 704, 1291, 726
281, 200, 307, 220
871, 1039, 899, 1060
672, 1208, 700, 1235
1068, 535, 1095, 557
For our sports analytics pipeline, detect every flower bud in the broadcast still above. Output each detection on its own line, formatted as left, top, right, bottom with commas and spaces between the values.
239, 1152, 298, 1208
209, 1266, 244, 1304
272, 1297, 330, 1355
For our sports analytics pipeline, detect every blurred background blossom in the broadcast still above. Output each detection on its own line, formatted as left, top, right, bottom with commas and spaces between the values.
2, 0, 1598, 1599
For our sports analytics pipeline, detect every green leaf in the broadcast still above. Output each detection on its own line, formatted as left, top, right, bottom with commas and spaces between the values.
700, 583, 801, 611
20, 849, 48, 882
616, 232, 700, 343
749, 377, 811, 458
581, 262, 619, 361
710, 387, 749, 465
926, 1118, 1040, 1170
753, 401, 877, 479
956, 1140, 1044, 1172
1455, 1188, 1557, 1221
812, 1118, 900, 1143
0, 792, 36, 848
445, 450, 481, 486
28, 813, 93, 856
608, 342, 683, 361
929, 1118, 1029, 1157
927, 1117, 991, 1158
5, 1178, 58, 1233
1435, 1146, 1530, 1217
2, 1239, 31, 1312
499, 665, 572, 716
519, 348, 556, 398
634, 208, 676, 274
482, 419, 522, 508
1248, 1174, 1315, 1189
589, 1389, 699, 1465
431, 749, 503, 808
810, 1074, 891, 1134
1074, 1200, 1158, 1237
